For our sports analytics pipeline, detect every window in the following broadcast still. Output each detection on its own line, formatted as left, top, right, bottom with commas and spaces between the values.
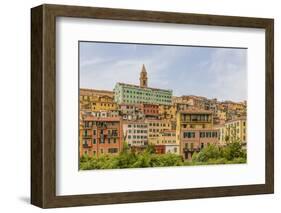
93, 130, 96, 135
183, 132, 195, 138
200, 132, 205, 138
108, 148, 118, 153
100, 138, 104, 144
114, 138, 117, 143
93, 139, 96, 144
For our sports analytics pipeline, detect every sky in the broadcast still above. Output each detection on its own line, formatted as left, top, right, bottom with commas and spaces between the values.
79, 42, 247, 102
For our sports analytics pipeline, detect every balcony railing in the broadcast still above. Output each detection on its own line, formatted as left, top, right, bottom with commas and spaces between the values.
82, 144, 92, 148
183, 148, 200, 152
82, 135, 92, 138
108, 134, 118, 138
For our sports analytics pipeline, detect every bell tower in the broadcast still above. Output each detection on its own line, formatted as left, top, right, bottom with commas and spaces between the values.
139, 64, 148, 87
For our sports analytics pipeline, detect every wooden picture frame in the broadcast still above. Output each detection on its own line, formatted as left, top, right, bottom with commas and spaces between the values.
31, 4, 274, 208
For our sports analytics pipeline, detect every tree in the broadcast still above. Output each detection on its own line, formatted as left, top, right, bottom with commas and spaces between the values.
223, 141, 246, 160
194, 144, 222, 162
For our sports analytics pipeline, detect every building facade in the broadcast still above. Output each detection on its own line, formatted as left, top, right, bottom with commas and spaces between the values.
91, 110, 120, 118
80, 116, 123, 157
118, 103, 144, 121
159, 104, 177, 120
145, 119, 172, 144
225, 117, 247, 145
176, 110, 219, 160
141, 103, 160, 119
114, 65, 173, 105
123, 121, 148, 148
80, 89, 117, 112
214, 124, 226, 146
156, 130, 179, 154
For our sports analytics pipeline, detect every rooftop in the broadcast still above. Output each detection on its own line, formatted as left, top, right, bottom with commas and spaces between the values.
225, 116, 247, 123
179, 109, 213, 114
115, 82, 172, 93
80, 88, 114, 94
83, 115, 121, 122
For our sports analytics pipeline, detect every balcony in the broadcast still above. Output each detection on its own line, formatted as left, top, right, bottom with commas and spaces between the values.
183, 148, 200, 152
82, 135, 92, 139
82, 144, 92, 148
83, 126, 92, 129
108, 134, 119, 138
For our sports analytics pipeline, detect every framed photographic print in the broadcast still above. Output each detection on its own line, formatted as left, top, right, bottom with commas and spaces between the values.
31, 4, 274, 208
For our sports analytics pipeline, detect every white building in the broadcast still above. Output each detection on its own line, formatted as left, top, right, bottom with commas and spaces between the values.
123, 121, 148, 147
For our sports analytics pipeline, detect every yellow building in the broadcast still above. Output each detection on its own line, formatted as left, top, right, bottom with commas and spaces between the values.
144, 119, 172, 144
214, 124, 226, 146
80, 88, 117, 112
159, 104, 176, 120
176, 109, 214, 131
91, 95, 117, 111
156, 130, 179, 154
225, 117, 247, 145
217, 110, 227, 120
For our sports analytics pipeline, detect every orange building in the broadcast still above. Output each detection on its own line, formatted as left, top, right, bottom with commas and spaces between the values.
80, 116, 123, 157
176, 110, 219, 160
154, 145, 165, 154
141, 103, 159, 119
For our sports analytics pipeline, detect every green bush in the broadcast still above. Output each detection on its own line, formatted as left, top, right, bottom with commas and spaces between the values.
79, 141, 247, 170
222, 141, 246, 161
195, 144, 222, 162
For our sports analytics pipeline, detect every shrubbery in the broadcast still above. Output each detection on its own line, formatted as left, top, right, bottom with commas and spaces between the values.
80, 143, 183, 170
191, 140, 246, 165
80, 141, 246, 170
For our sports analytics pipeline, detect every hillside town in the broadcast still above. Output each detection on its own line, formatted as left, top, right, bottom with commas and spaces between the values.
80, 64, 247, 161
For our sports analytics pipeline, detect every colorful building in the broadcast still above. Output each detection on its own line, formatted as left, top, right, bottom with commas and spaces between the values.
214, 123, 226, 146
145, 119, 172, 144
156, 130, 179, 154
159, 104, 176, 120
118, 103, 144, 121
80, 116, 123, 157
91, 110, 120, 118
80, 89, 117, 112
114, 65, 173, 105
141, 103, 160, 119
225, 117, 247, 145
154, 145, 165, 154
123, 121, 148, 148
176, 110, 219, 160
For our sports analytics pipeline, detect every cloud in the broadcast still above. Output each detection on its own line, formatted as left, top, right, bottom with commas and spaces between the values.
79, 43, 247, 102
205, 49, 247, 101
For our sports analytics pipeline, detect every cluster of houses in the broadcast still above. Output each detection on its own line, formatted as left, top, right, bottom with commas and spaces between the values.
80, 65, 247, 160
